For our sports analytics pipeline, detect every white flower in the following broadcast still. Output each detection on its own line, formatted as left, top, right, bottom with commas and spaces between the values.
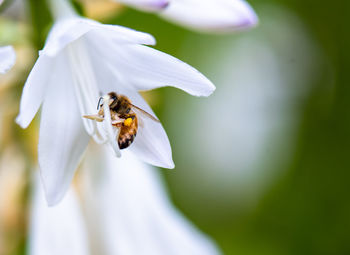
117, 0, 169, 12
29, 146, 220, 255
29, 174, 89, 255
16, 0, 215, 206
0, 46, 16, 74
81, 147, 220, 254
114, 0, 258, 33
160, 0, 258, 33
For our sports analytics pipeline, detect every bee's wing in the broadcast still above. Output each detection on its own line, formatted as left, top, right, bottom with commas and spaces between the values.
131, 104, 160, 123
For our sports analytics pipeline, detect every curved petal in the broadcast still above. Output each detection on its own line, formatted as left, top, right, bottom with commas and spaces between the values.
89, 38, 215, 97
127, 92, 174, 168
86, 23, 156, 46
116, 0, 169, 11
38, 54, 89, 206
0, 45, 16, 74
29, 174, 89, 255
81, 148, 220, 255
16, 55, 54, 128
42, 17, 155, 57
160, 0, 258, 33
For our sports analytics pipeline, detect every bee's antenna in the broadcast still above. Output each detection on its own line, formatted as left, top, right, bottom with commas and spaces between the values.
97, 97, 103, 110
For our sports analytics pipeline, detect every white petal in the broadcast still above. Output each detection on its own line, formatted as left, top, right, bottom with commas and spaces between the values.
42, 17, 155, 57
38, 54, 89, 206
128, 91, 174, 169
29, 174, 89, 255
161, 0, 258, 33
82, 148, 220, 255
16, 55, 53, 128
89, 39, 215, 97
87, 23, 156, 46
0, 45, 16, 74
116, 0, 169, 11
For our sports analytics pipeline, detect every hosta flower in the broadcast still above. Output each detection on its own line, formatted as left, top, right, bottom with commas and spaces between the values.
160, 0, 258, 32
0, 46, 16, 74
16, 0, 215, 205
117, 0, 169, 11
30, 147, 220, 255
114, 0, 258, 33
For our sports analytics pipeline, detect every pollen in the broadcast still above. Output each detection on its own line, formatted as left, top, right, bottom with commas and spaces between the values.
124, 118, 133, 127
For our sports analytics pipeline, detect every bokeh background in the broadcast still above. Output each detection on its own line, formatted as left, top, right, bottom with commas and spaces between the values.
0, 0, 349, 254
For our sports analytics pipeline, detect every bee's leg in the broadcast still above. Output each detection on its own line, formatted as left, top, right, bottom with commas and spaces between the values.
111, 119, 124, 128
83, 114, 104, 122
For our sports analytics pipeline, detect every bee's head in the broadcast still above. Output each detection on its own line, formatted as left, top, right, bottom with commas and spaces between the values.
108, 92, 119, 109
97, 92, 119, 110
108, 92, 118, 101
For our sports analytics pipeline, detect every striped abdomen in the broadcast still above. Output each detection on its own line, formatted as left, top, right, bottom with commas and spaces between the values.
118, 117, 138, 149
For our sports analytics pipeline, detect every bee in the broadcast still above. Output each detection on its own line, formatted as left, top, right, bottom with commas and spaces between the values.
84, 92, 159, 149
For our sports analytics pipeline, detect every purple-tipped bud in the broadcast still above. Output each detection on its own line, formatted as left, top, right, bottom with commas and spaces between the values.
116, 0, 170, 12
160, 0, 258, 33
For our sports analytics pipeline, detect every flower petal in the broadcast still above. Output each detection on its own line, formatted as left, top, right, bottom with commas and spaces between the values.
89, 39, 215, 97
16, 55, 53, 128
160, 0, 258, 33
29, 174, 89, 255
0, 45, 16, 74
116, 0, 169, 12
81, 148, 220, 255
85, 22, 156, 47
38, 54, 89, 206
127, 91, 174, 168
42, 17, 155, 57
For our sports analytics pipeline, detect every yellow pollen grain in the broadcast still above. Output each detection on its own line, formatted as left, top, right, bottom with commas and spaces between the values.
124, 118, 132, 127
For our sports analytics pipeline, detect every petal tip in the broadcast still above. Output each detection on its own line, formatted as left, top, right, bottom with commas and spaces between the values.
38, 166, 66, 207
162, 159, 175, 169
40, 180, 63, 207
142, 0, 170, 11
236, 2, 259, 30
241, 11, 259, 29
154, 0, 169, 9
200, 79, 216, 97
15, 115, 28, 129
41, 180, 64, 207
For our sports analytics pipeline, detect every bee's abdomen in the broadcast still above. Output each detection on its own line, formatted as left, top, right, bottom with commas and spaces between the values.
118, 131, 136, 149
118, 117, 138, 149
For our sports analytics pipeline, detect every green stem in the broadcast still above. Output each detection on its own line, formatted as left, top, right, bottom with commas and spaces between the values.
27, 0, 53, 50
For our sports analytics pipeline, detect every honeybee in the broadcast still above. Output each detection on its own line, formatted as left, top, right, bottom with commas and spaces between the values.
84, 92, 159, 149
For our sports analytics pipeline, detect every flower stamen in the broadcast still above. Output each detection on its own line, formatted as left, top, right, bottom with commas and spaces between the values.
102, 96, 121, 157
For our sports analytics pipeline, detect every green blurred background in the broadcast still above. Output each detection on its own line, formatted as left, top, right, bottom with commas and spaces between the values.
1, 0, 349, 254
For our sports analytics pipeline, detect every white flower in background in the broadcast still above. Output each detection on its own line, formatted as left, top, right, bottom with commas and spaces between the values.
30, 147, 220, 255
114, 0, 258, 33
0, 46, 16, 74
117, 0, 169, 12
160, 0, 258, 32
30, 174, 89, 255
82, 147, 220, 255
16, 0, 215, 206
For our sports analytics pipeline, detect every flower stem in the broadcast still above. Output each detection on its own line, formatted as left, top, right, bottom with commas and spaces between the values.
47, 0, 77, 20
